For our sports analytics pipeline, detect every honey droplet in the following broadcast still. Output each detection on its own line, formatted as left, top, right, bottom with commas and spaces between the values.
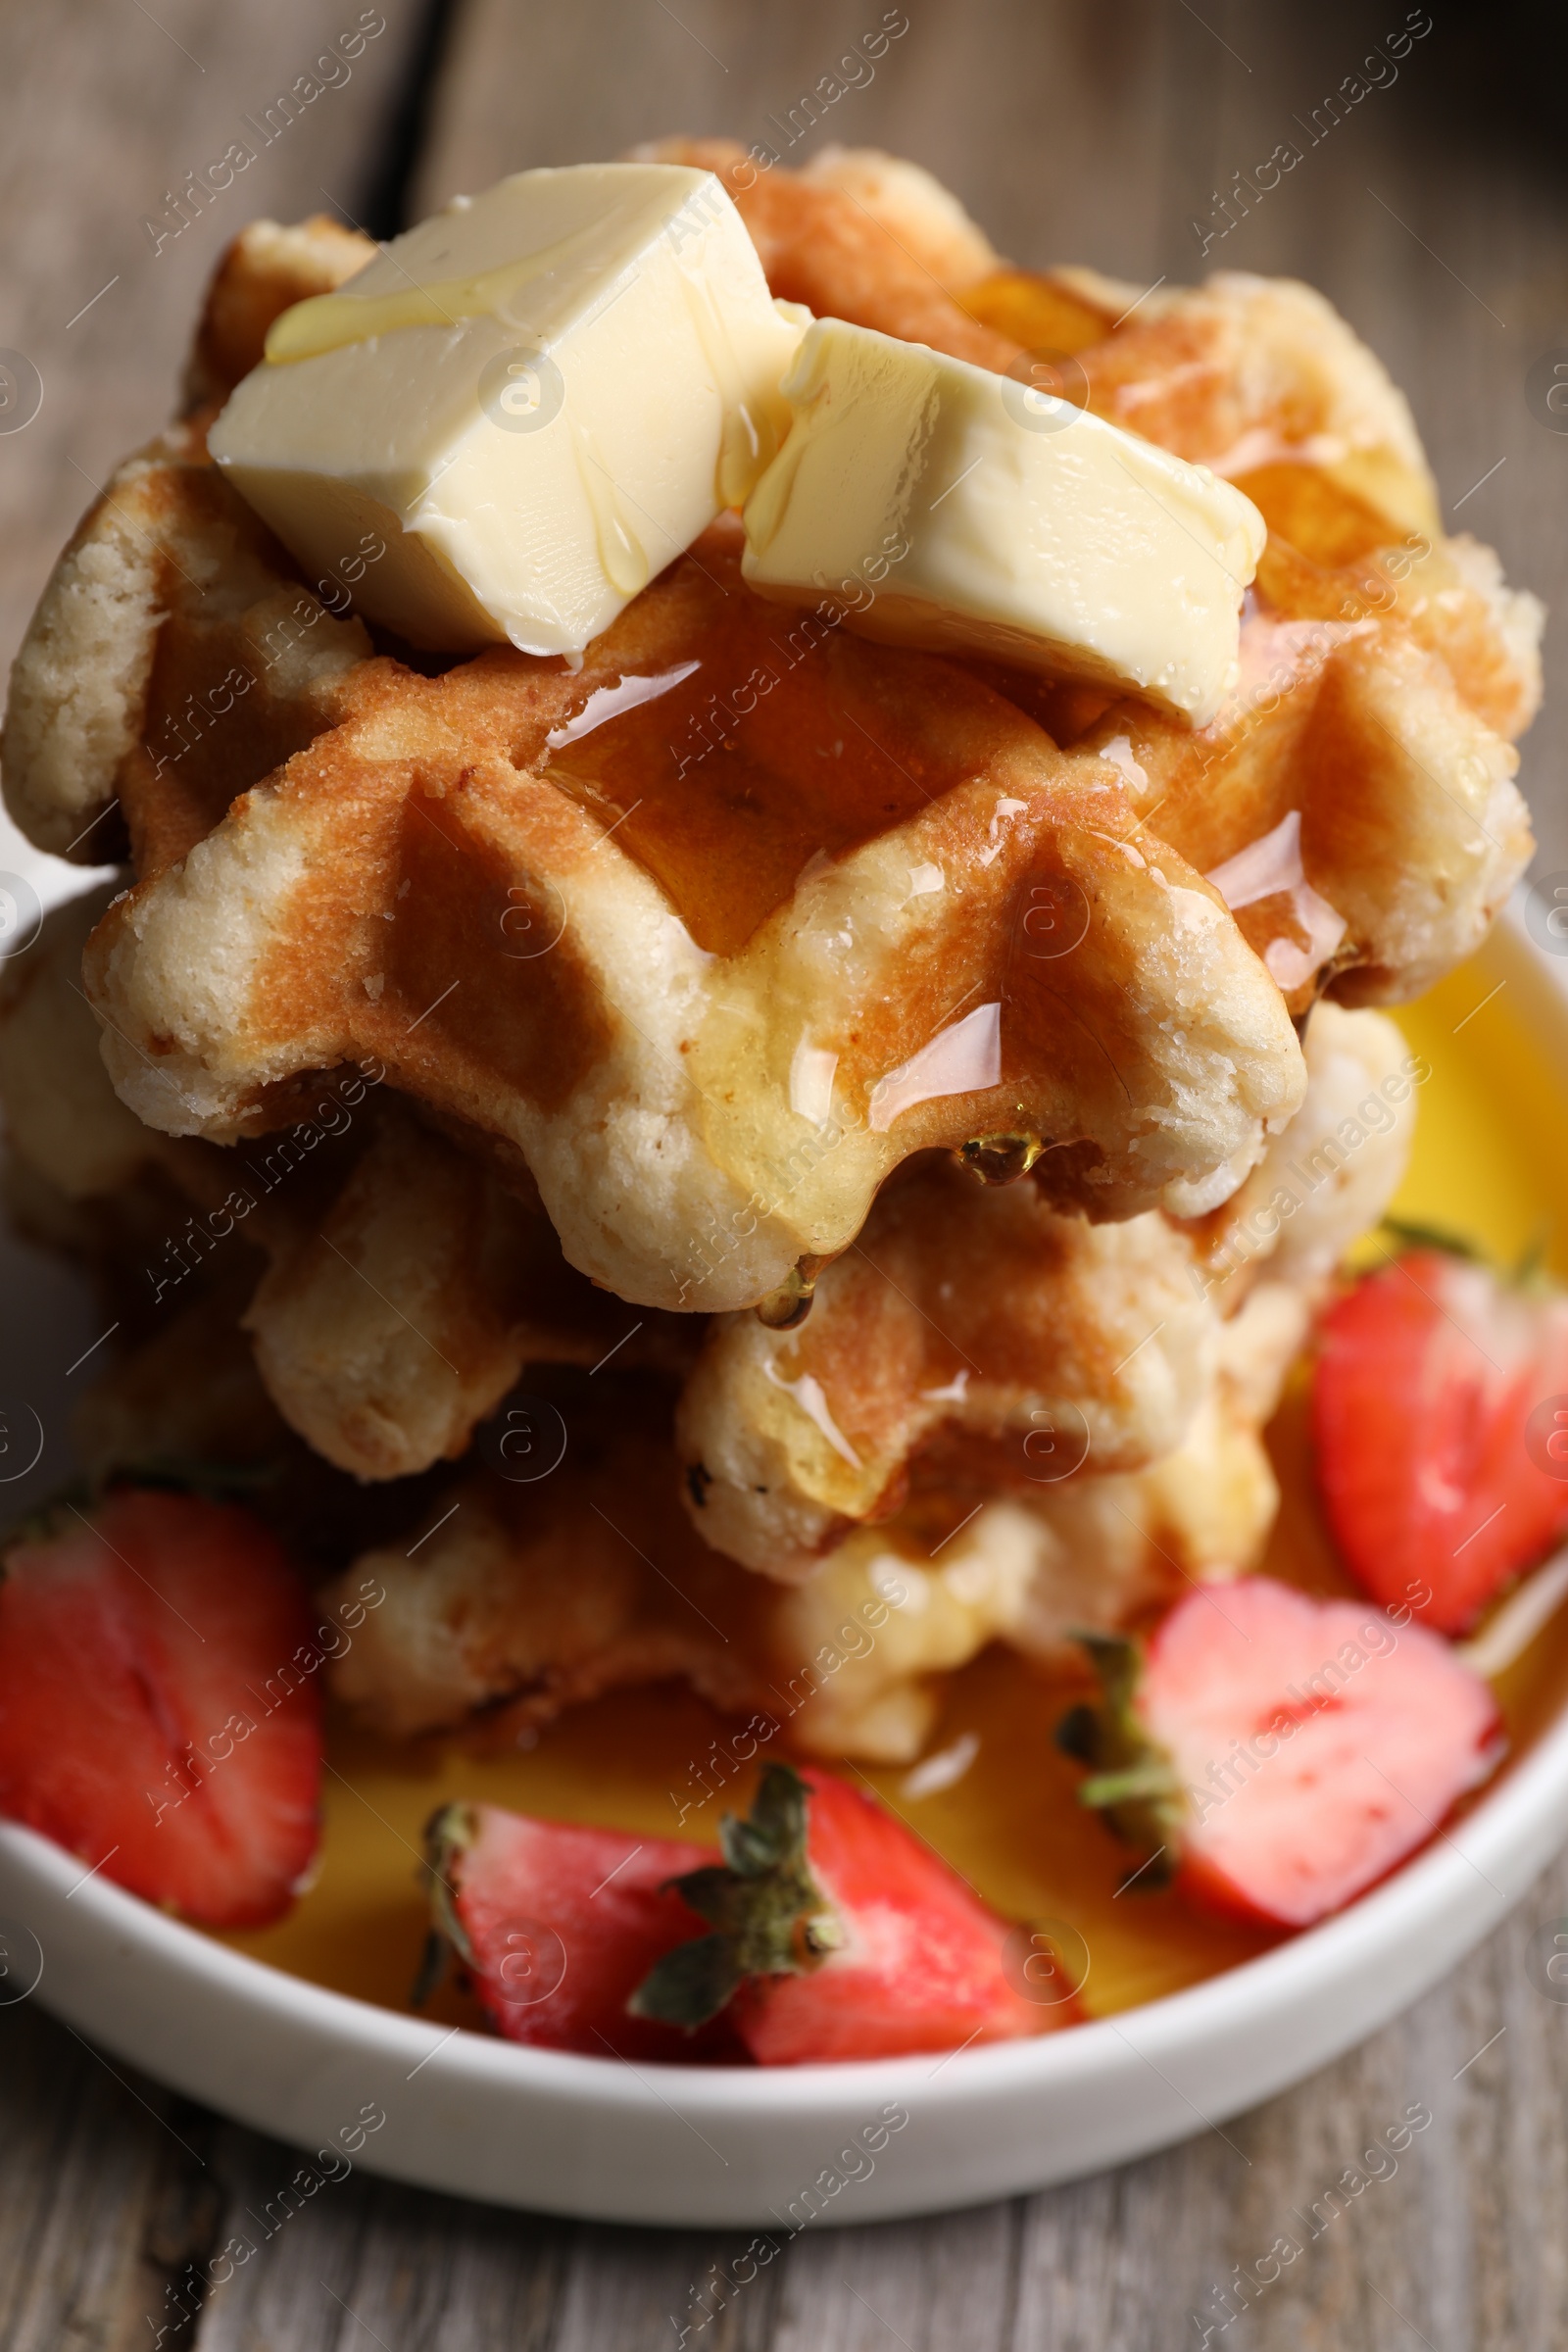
956, 1131, 1046, 1186
756, 1255, 824, 1330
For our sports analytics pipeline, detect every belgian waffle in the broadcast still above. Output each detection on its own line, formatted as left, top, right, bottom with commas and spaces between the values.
18, 474, 1305, 1312
0, 910, 1404, 1545
0, 922, 1428, 1758
677, 997, 1413, 1575
0, 929, 1398, 1766
2, 180, 1538, 1320
0, 149, 1544, 1765
0, 891, 696, 1479
318, 1260, 1317, 1763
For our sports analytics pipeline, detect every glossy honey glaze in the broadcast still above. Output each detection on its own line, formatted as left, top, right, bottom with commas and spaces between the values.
215, 956, 1568, 2030
540, 532, 1006, 957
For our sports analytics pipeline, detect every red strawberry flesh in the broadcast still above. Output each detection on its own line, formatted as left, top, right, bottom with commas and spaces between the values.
437, 1803, 743, 2060
438, 1770, 1059, 2066
729, 1771, 1052, 2063
1314, 1250, 1568, 1633
0, 1488, 321, 1927
1137, 1577, 1500, 1928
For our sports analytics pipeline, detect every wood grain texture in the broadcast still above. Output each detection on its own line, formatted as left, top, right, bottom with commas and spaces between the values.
0, 0, 425, 873
4, 2, 1568, 2347
7, 1842, 1568, 2351
414, 0, 1568, 874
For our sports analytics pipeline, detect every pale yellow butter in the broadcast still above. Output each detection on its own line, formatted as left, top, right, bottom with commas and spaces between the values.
741, 318, 1266, 724
209, 165, 806, 657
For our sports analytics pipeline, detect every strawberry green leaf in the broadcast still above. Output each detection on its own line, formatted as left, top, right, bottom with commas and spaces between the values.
5, 1462, 279, 1558
1056, 1632, 1182, 1885
628, 1763, 842, 2031
1378, 1214, 1482, 1262
1376, 1215, 1558, 1297
632, 1931, 743, 2025
420, 1800, 479, 1995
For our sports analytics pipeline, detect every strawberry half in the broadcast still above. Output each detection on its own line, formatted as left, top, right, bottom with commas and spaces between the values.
0, 1485, 322, 1927
632, 1764, 1054, 2062
424, 1802, 747, 2060
426, 1769, 1055, 2064
1313, 1243, 1568, 1633
1059, 1578, 1501, 1929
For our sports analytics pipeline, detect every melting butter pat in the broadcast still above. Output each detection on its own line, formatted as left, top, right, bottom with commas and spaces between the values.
209, 165, 806, 657
741, 318, 1266, 724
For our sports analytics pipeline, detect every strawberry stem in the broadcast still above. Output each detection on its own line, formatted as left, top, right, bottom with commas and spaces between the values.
1057, 1633, 1183, 1885
1378, 1214, 1481, 1262
1377, 1214, 1558, 1296
1515, 1224, 1554, 1291
1078, 1759, 1183, 1808
628, 1763, 842, 2032
416, 1800, 479, 2005
3, 1461, 279, 1553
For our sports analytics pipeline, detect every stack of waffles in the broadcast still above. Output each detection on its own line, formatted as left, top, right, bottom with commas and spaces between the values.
0, 144, 1541, 1766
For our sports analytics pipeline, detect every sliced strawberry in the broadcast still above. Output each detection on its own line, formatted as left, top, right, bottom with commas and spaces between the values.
632, 1764, 1054, 2062
427, 1770, 1054, 2065
0, 1486, 322, 1927
1313, 1245, 1568, 1633
424, 1802, 744, 2061
1060, 1578, 1501, 1929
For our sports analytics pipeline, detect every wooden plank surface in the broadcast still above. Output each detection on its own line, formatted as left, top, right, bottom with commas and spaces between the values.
414, 0, 1568, 872
4, 3, 1568, 2348
0, 0, 429, 873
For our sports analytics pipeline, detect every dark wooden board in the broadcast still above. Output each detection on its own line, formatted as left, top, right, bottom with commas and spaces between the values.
4, 3, 1568, 2346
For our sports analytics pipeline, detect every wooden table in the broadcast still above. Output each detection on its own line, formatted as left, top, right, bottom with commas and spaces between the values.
3, 4, 1567, 2344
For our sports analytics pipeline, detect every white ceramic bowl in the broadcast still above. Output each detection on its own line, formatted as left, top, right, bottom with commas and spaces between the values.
2, 860, 1566, 2228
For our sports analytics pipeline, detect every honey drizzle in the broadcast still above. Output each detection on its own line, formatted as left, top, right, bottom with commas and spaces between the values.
540, 543, 965, 958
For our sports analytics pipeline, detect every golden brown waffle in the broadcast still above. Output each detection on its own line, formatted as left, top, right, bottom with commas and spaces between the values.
1073, 534, 1538, 1008
664, 142, 1444, 564
3, 925, 1351, 1760
641, 137, 1018, 369
677, 999, 1412, 1574
2, 186, 1534, 1320
61, 1275, 477, 1577
181, 214, 379, 416
0, 418, 372, 868
31, 1243, 1294, 1763
973, 263, 1442, 554
680, 1157, 1214, 1576
319, 1283, 1304, 1762
326, 1413, 767, 1743
2, 218, 377, 865
1, 895, 1384, 1591
1, 163, 1522, 1476
661, 142, 1537, 1006
57, 506, 1304, 1313
0, 158, 1544, 1690
0, 891, 696, 1479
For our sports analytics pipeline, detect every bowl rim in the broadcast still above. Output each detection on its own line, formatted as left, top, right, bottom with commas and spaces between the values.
7, 1621, 1568, 2123
4, 890, 1567, 2181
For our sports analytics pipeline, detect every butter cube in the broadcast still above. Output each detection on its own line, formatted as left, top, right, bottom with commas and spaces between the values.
210, 166, 806, 657
741, 318, 1266, 724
